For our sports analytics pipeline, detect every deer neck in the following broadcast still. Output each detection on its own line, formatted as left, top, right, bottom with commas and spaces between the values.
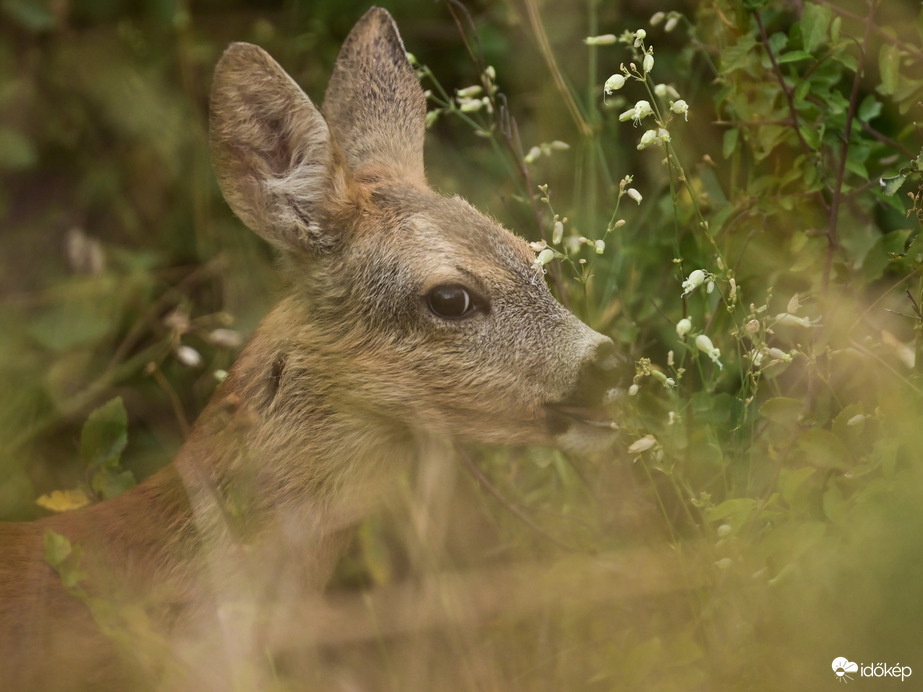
169, 298, 416, 588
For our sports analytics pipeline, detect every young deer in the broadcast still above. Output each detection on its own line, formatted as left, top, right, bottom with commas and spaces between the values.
0, 7, 622, 690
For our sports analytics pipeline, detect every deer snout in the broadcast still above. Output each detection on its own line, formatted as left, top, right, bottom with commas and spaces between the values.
558, 338, 629, 409
576, 339, 629, 403
544, 337, 627, 451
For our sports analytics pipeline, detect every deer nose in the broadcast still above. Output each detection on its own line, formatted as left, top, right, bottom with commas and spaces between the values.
570, 338, 630, 406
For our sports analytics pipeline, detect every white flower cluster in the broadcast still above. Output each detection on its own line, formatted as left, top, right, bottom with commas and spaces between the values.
599, 16, 691, 152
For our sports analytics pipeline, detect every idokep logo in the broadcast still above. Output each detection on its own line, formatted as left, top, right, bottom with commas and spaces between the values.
832, 657, 912, 683
832, 658, 859, 683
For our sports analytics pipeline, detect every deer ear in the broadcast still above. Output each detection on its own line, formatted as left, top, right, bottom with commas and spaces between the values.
322, 7, 427, 183
209, 42, 349, 255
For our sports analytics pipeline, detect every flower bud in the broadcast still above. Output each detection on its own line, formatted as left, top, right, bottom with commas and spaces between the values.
604, 73, 626, 94
695, 334, 723, 369
175, 344, 203, 368
682, 269, 705, 296
535, 248, 555, 266
671, 99, 689, 121
637, 129, 658, 150
585, 34, 617, 46
552, 220, 564, 245
628, 434, 657, 454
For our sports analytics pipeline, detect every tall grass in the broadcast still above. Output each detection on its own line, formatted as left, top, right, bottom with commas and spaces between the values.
1, 0, 922, 689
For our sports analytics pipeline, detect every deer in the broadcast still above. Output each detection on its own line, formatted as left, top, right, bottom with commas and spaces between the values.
0, 7, 623, 690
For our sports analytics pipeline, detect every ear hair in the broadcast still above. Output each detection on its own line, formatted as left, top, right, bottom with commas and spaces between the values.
209, 42, 350, 255
322, 7, 427, 184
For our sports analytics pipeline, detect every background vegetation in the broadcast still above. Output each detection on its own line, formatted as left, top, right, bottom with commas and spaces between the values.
2, 0, 922, 689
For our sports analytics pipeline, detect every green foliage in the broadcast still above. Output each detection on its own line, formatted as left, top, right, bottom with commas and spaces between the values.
4, 1, 923, 689
44, 529, 88, 594
413, 0, 923, 688
81, 397, 135, 500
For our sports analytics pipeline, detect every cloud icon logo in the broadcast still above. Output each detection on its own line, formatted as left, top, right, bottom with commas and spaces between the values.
832, 657, 859, 682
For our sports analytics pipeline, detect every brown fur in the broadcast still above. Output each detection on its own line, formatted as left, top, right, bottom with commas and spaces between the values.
0, 8, 623, 690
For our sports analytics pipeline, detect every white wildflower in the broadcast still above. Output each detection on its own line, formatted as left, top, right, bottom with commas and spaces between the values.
457, 97, 484, 112
654, 83, 680, 100
774, 312, 821, 328
633, 29, 647, 47
637, 129, 658, 150
552, 220, 564, 245
584, 34, 617, 46
626, 188, 643, 204
766, 347, 793, 362
670, 99, 689, 121
208, 328, 243, 349
676, 318, 692, 337
681, 269, 706, 296
604, 73, 626, 94
695, 334, 723, 369
642, 52, 654, 74
175, 344, 202, 368
628, 434, 657, 454
456, 85, 483, 98
619, 99, 654, 124
535, 248, 554, 266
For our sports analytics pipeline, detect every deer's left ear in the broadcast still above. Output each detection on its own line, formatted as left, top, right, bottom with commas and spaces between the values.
322, 7, 427, 184
209, 42, 351, 256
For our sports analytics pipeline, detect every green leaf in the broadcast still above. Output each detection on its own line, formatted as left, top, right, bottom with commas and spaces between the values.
796, 428, 852, 470
43, 529, 73, 568
43, 530, 87, 590
722, 128, 739, 159
822, 483, 848, 525
80, 397, 128, 472
720, 34, 758, 74
801, 3, 831, 53
778, 50, 812, 64
704, 498, 758, 526
879, 174, 908, 197
857, 94, 882, 123
879, 44, 901, 95
91, 468, 136, 500
780, 466, 816, 509
760, 397, 804, 425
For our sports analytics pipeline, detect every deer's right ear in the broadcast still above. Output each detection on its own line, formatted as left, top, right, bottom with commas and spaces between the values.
209, 43, 349, 255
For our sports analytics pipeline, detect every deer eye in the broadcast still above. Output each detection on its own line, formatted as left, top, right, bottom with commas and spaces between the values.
426, 283, 482, 320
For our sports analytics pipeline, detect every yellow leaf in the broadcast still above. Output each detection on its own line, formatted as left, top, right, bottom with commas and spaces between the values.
36, 488, 92, 513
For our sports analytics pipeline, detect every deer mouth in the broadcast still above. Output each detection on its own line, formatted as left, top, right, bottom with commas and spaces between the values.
545, 394, 620, 437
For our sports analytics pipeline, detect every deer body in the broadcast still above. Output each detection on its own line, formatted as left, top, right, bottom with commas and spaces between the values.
0, 8, 621, 690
